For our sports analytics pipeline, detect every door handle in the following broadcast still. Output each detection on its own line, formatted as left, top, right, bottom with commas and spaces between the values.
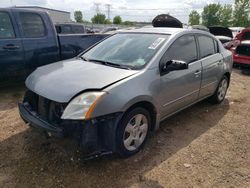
218, 60, 223, 65
194, 70, 201, 77
3, 44, 20, 50
194, 70, 201, 74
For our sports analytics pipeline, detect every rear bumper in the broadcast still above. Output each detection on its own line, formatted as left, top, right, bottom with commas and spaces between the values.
233, 54, 250, 66
18, 102, 123, 158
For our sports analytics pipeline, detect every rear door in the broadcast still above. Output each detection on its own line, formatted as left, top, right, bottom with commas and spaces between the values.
0, 10, 25, 82
159, 35, 202, 117
13, 10, 60, 75
197, 35, 224, 99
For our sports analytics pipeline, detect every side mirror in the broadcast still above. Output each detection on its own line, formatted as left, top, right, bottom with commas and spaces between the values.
160, 60, 188, 74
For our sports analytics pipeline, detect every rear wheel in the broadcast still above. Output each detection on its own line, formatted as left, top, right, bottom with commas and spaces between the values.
116, 107, 151, 157
210, 75, 229, 104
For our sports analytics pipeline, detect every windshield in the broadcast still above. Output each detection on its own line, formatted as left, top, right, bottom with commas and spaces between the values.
82, 33, 170, 69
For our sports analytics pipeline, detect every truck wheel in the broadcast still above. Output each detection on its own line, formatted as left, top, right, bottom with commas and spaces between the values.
116, 107, 151, 158
210, 75, 229, 104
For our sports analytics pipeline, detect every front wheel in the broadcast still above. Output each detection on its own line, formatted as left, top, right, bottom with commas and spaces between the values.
210, 75, 229, 104
116, 107, 151, 158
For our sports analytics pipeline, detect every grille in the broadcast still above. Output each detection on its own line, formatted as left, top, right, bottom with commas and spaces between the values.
236, 46, 250, 57
24, 90, 67, 125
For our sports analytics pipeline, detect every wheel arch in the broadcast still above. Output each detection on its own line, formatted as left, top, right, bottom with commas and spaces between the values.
224, 72, 231, 85
122, 98, 158, 132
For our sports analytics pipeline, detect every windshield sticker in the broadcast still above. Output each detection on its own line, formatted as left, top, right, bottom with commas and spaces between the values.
149, 38, 165, 50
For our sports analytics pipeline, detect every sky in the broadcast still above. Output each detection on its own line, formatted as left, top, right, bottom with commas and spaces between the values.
1, 0, 234, 23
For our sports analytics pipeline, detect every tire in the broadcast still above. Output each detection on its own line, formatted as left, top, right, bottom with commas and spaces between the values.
209, 75, 229, 104
116, 107, 151, 158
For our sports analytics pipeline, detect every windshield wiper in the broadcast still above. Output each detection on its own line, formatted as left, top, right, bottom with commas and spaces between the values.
88, 59, 132, 70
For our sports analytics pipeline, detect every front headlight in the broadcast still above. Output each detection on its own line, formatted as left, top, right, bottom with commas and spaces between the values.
61, 91, 106, 120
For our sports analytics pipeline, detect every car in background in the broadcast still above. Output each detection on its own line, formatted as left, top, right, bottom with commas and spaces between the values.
19, 28, 232, 158
229, 27, 244, 38
55, 23, 86, 34
232, 41, 250, 67
0, 8, 108, 84
190, 25, 209, 32
232, 28, 250, 47
101, 27, 119, 33
209, 26, 234, 49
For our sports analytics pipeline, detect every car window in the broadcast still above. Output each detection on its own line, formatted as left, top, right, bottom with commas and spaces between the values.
213, 39, 219, 53
161, 35, 198, 64
0, 12, 15, 38
198, 35, 216, 58
20, 12, 46, 38
242, 32, 250, 40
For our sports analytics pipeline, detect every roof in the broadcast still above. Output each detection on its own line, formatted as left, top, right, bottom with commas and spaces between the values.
120, 27, 190, 35
14, 6, 70, 14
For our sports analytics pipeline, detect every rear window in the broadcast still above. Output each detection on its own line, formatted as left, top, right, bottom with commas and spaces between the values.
0, 12, 15, 38
242, 32, 250, 40
72, 25, 85, 33
198, 35, 216, 58
20, 12, 46, 38
61, 25, 72, 34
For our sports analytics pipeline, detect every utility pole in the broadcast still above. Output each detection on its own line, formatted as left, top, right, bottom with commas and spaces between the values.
94, 3, 101, 14
105, 4, 111, 20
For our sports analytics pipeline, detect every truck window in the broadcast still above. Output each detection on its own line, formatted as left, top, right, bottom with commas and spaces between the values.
72, 25, 85, 33
198, 36, 216, 58
0, 12, 15, 38
19, 12, 46, 38
162, 35, 198, 64
61, 25, 72, 34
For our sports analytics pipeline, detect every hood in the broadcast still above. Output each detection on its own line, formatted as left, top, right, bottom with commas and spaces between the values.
209, 26, 233, 39
26, 58, 139, 103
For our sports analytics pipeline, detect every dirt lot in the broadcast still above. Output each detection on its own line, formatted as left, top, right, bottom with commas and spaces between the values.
0, 69, 250, 188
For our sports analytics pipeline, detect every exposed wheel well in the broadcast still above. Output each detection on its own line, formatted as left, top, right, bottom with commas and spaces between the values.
125, 101, 157, 131
224, 72, 231, 85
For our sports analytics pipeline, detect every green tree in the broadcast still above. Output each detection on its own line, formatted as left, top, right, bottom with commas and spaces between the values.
122, 21, 134, 26
74, 11, 83, 23
105, 19, 112, 24
219, 4, 233, 27
113, 16, 122, 24
233, 0, 250, 27
91, 13, 106, 24
202, 4, 222, 27
188, 10, 200, 25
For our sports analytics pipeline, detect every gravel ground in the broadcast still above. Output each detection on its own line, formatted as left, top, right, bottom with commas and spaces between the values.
0, 69, 250, 188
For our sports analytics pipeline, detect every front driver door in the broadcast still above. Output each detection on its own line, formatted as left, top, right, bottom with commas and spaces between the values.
159, 35, 202, 118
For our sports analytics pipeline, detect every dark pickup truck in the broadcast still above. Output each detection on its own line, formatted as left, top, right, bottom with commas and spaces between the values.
0, 8, 108, 84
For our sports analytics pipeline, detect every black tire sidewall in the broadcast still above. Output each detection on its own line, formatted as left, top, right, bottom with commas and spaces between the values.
215, 76, 229, 103
116, 107, 151, 158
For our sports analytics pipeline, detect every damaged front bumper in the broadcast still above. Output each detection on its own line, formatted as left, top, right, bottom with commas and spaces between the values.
18, 102, 123, 159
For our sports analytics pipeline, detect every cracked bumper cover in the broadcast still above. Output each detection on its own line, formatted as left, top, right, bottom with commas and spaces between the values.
18, 102, 123, 157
